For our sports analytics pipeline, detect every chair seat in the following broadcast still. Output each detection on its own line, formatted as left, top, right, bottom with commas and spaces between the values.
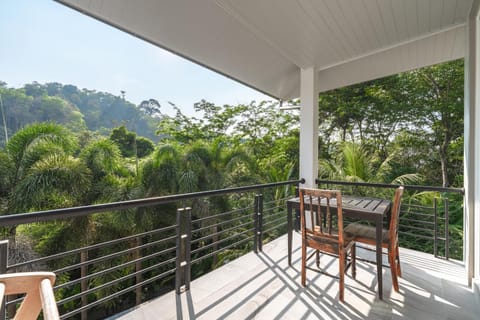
309, 229, 355, 243
344, 223, 390, 244
307, 231, 355, 251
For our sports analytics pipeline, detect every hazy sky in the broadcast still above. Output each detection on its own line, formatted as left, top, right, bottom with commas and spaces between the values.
0, 0, 271, 115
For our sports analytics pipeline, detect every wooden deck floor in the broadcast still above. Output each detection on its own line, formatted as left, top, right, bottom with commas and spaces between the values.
112, 233, 479, 319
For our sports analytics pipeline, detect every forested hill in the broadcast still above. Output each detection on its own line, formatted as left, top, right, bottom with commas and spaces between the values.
0, 81, 159, 146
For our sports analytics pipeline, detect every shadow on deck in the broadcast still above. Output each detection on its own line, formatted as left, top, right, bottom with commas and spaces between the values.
111, 233, 479, 319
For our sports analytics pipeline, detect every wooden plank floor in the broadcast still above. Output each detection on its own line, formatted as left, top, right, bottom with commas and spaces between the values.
112, 233, 479, 319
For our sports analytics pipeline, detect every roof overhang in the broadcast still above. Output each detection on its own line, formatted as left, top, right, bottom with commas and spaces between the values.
56, 0, 473, 100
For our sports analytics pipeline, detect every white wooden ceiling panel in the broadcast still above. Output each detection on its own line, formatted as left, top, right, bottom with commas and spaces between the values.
391, 0, 409, 40
416, 0, 431, 34
363, 0, 390, 48
377, 0, 399, 43
318, 24, 466, 93
321, 0, 362, 58
456, 0, 473, 23
311, 0, 353, 60
300, 0, 350, 63
337, 0, 373, 54
404, 0, 419, 39
428, 0, 445, 32
57, 0, 473, 100
443, 0, 459, 26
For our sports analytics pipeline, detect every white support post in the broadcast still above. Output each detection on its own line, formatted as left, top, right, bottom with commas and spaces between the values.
464, 0, 480, 292
299, 68, 319, 188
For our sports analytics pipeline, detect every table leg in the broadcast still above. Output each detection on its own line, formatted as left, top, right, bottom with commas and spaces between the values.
287, 202, 292, 266
376, 218, 383, 299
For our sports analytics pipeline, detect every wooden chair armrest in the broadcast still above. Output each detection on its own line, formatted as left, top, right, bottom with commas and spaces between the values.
0, 272, 59, 320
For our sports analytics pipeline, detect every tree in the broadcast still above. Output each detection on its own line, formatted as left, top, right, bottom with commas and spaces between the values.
5, 122, 78, 192
12, 155, 91, 212
109, 125, 153, 158
139, 99, 162, 117
402, 59, 464, 187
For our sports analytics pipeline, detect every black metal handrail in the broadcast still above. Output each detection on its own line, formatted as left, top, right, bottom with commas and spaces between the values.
0, 179, 302, 320
0, 179, 304, 226
316, 179, 464, 194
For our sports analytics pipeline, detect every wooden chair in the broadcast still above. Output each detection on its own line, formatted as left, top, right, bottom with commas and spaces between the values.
299, 188, 356, 302
344, 186, 404, 292
0, 272, 60, 320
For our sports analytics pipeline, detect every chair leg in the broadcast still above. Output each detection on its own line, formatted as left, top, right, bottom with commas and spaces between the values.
351, 244, 356, 279
301, 240, 306, 287
389, 249, 399, 292
316, 250, 320, 268
395, 245, 402, 277
339, 250, 345, 302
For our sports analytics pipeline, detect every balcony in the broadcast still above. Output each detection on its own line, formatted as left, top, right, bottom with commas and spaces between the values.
112, 234, 476, 320
0, 181, 474, 319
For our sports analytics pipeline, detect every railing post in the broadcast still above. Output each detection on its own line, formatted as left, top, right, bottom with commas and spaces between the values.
254, 195, 259, 254
135, 235, 143, 305
433, 198, 438, 257
0, 240, 8, 320
253, 194, 264, 253
295, 187, 300, 231
80, 249, 88, 320
444, 198, 449, 260
175, 207, 191, 294
258, 194, 264, 252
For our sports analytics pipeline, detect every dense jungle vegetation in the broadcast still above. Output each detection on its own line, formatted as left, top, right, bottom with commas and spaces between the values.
0, 59, 464, 317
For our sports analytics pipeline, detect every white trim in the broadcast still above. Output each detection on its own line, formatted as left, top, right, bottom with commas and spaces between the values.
299, 68, 319, 188
464, 0, 480, 287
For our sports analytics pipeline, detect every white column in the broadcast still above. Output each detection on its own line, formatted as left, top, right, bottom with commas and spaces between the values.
299, 68, 319, 188
464, 0, 480, 291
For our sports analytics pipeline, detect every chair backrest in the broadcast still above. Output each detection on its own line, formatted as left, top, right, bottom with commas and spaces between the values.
0, 271, 59, 320
388, 186, 405, 248
299, 188, 345, 247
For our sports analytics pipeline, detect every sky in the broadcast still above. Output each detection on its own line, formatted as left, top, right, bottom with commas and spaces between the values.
0, 0, 271, 116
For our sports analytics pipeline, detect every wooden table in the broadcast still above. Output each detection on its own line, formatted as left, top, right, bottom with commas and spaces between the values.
287, 195, 391, 299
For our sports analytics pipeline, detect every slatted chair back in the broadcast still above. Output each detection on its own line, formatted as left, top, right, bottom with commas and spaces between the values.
299, 188, 344, 253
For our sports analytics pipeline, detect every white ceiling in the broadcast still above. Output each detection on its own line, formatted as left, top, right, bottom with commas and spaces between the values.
57, 0, 473, 100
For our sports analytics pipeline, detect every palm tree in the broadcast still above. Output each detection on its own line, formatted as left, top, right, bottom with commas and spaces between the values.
180, 139, 254, 268
1, 123, 90, 318
2, 123, 82, 242
6, 122, 77, 191
141, 143, 181, 196
319, 142, 422, 196
12, 154, 91, 211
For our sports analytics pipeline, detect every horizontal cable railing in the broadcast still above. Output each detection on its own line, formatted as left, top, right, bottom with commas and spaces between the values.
316, 179, 464, 260
0, 179, 302, 320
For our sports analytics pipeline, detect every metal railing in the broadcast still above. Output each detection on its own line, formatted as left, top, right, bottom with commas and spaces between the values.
316, 179, 465, 260
0, 178, 464, 319
0, 179, 303, 320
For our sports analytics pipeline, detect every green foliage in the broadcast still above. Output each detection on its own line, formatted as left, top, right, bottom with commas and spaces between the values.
109, 125, 154, 158
319, 142, 422, 187
136, 136, 155, 157
0, 59, 468, 314
12, 155, 91, 211
0, 81, 160, 147
110, 125, 136, 157
141, 143, 181, 195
